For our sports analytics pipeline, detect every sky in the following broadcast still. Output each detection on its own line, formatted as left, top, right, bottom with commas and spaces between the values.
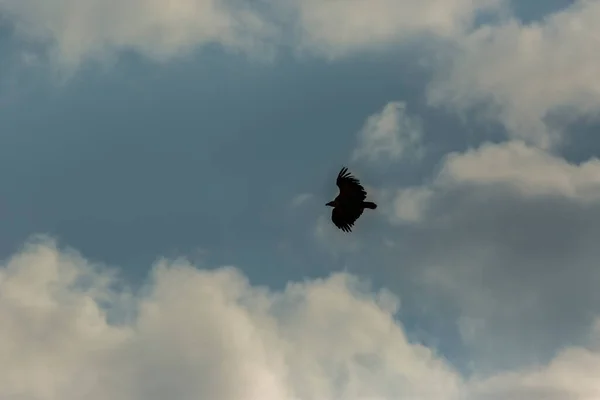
2, 0, 600, 398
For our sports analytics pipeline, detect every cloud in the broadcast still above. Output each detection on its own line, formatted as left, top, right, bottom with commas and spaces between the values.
4, 0, 599, 158
438, 140, 600, 201
290, 193, 314, 208
294, 0, 505, 58
428, 0, 600, 149
0, 0, 505, 73
0, 0, 277, 71
384, 140, 600, 371
390, 187, 434, 223
4, 235, 600, 399
4, 1, 600, 398
352, 101, 424, 164
1, 235, 464, 400
392, 140, 600, 222
467, 346, 600, 400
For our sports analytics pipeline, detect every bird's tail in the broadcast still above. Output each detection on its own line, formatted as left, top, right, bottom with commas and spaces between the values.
363, 201, 377, 210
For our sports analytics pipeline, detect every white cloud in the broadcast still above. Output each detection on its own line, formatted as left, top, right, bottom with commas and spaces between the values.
467, 347, 600, 400
0, 0, 506, 73
0, 0, 276, 71
390, 187, 434, 223
353, 102, 424, 164
5, 235, 600, 399
5, 0, 600, 158
294, 0, 505, 58
384, 140, 600, 372
428, 0, 600, 149
1, 235, 464, 400
392, 140, 600, 218
438, 140, 600, 201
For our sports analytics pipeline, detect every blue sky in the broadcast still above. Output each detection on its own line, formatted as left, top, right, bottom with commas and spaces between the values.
2, 0, 600, 399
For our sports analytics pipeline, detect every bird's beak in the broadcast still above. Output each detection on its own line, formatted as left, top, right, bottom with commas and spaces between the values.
325, 201, 333, 207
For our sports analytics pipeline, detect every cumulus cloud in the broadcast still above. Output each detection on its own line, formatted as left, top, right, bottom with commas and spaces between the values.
0, 0, 277, 71
428, 0, 600, 149
1, 236, 465, 400
467, 346, 600, 400
384, 140, 600, 372
352, 101, 424, 164
437, 140, 600, 201
294, 0, 504, 58
392, 140, 600, 221
4, 0, 600, 162
5, 1, 600, 398
4, 235, 600, 399
0, 0, 506, 72
390, 187, 434, 223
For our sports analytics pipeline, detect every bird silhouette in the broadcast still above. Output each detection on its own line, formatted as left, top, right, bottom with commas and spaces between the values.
326, 167, 377, 232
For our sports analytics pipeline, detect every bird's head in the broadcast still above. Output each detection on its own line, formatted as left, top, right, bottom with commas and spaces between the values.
325, 201, 335, 207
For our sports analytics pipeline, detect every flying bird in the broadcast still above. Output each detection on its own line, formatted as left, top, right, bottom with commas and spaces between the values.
326, 167, 377, 232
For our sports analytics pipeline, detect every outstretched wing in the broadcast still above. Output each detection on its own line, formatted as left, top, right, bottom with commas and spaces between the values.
331, 205, 364, 232
336, 167, 366, 202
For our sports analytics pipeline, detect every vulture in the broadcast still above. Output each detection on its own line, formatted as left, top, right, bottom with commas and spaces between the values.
326, 167, 377, 232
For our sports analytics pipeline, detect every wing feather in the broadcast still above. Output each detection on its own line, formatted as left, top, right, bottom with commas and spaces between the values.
335, 167, 366, 202
331, 205, 364, 233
